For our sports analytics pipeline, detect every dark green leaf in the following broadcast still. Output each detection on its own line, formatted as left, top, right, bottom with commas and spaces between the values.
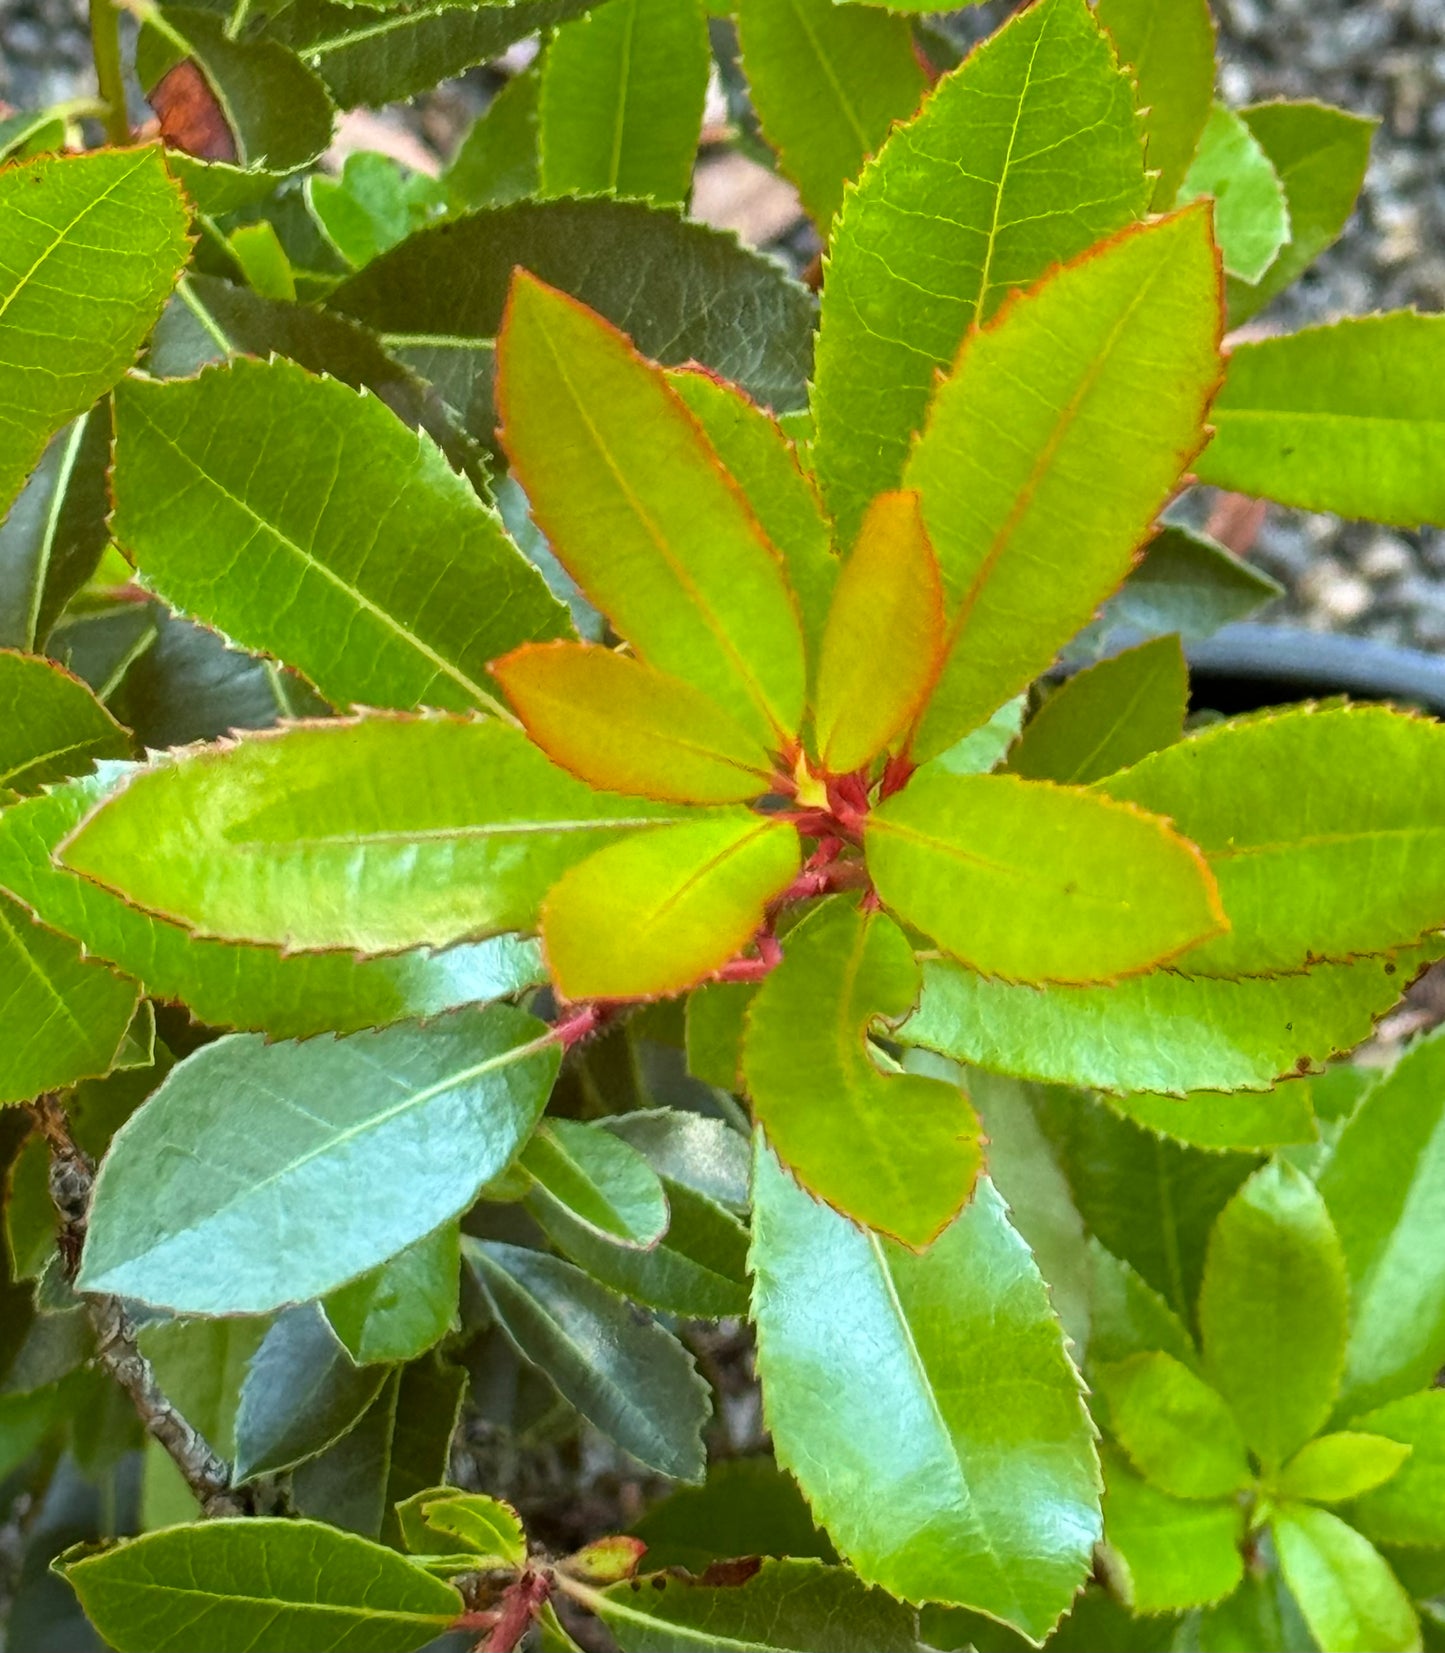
58, 1518, 463, 1653
1198, 1161, 1347, 1470
466, 1239, 710, 1481
811, 0, 1147, 540
331, 198, 815, 412
631, 1459, 834, 1573
1095, 0, 1215, 205
751, 1143, 1099, 1639
78, 1005, 558, 1313
442, 68, 540, 211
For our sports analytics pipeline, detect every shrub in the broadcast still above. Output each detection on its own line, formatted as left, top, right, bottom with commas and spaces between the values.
3, 0, 1445, 1649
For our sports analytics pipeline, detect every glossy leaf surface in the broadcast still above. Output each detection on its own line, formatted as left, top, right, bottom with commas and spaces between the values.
905, 207, 1221, 757
0, 148, 188, 519
744, 897, 981, 1248
1319, 1026, 1445, 1414
58, 1519, 463, 1653
1008, 638, 1187, 786
751, 1145, 1099, 1639
586, 1558, 920, 1652
59, 717, 694, 954
811, 0, 1148, 540
1095, 0, 1215, 205
499, 275, 805, 746
78, 1006, 558, 1314
539, 0, 708, 205
1197, 314, 1445, 526
542, 815, 800, 1001
522, 1119, 669, 1249
1100, 705, 1445, 975
333, 198, 815, 412
0, 652, 127, 795
812, 492, 942, 775
492, 644, 774, 804
902, 950, 1418, 1096
737, 0, 924, 230
467, 1239, 709, 1481
112, 357, 565, 715
867, 769, 1222, 984
1199, 1161, 1347, 1470
0, 769, 542, 1038
323, 1224, 460, 1367
1271, 1504, 1420, 1653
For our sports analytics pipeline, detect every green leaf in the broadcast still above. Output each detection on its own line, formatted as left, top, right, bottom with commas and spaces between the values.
308, 152, 445, 271
539, 0, 708, 205
744, 896, 982, 1248
542, 815, 800, 1001
443, 67, 540, 211
1277, 1431, 1412, 1507
0, 893, 140, 1107
1071, 525, 1283, 659
813, 492, 943, 775
136, 9, 335, 213
811, 0, 1147, 541
1271, 1504, 1421, 1653
606, 1109, 750, 1213
150, 272, 488, 497
292, 1355, 465, 1543
233, 1304, 390, 1481
136, 1315, 269, 1463
396, 1487, 526, 1562
1100, 1447, 1244, 1614
1196, 313, 1445, 527
577, 1557, 921, 1652
736, 0, 924, 229
491, 644, 775, 804
1320, 1026, 1445, 1415
498, 274, 805, 747
0, 653, 128, 795
0, 147, 189, 521
751, 1143, 1099, 1639
271, 0, 593, 107
1024, 1086, 1255, 1319
112, 357, 566, 715
1099, 1352, 1250, 1500
1198, 1161, 1347, 1471
323, 1223, 460, 1366
1095, 0, 1216, 206
904, 206, 1221, 758
665, 369, 836, 678
57, 1518, 464, 1653
630, 1459, 834, 1573
1008, 638, 1187, 787
1100, 705, 1445, 976
523, 1119, 669, 1249
58, 716, 695, 954
1179, 104, 1291, 284
465, 1238, 710, 1481
1348, 1393, 1445, 1545
0, 404, 111, 651
1087, 1241, 1199, 1377
1227, 101, 1376, 327
902, 948, 1424, 1097
686, 981, 755, 1092
1104, 1081, 1318, 1154
867, 768, 1223, 984
77, 1004, 558, 1314
0, 768, 544, 1038
332, 198, 816, 413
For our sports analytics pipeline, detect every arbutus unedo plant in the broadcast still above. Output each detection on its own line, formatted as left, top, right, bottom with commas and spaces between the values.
5, 0, 1445, 1649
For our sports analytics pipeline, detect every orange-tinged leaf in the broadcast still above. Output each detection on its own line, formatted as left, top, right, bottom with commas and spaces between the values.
497, 272, 807, 748
543, 815, 800, 1001
812, 490, 943, 775
491, 643, 776, 804
744, 896, 982, 1250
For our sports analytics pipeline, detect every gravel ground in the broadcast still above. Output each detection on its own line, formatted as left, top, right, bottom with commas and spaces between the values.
4, 0, 1443, 643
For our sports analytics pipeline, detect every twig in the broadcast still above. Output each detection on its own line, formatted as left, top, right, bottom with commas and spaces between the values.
27, 1095, 254, 1518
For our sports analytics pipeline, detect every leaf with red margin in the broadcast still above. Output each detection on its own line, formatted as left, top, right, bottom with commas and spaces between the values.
490, 643, 775, 805
744, 895, 982, 1250
496, 272, 807, 749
